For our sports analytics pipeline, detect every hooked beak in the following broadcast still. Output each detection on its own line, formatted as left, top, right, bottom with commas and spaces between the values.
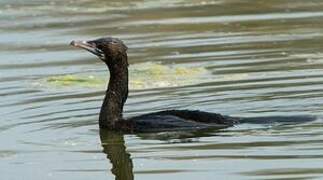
70, 40, 104, 59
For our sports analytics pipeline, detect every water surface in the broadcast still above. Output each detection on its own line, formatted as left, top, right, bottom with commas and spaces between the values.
1, 0, 323, 179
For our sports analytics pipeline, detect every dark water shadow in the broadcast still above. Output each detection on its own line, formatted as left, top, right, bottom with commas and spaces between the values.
99, 129, 134, 180
238, 115, 318, 124
135, 128, 226, 141
98, 128, 226, 179
98, 114, 319, 179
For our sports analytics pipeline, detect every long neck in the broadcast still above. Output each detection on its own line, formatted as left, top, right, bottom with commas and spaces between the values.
99, 54, 129, 129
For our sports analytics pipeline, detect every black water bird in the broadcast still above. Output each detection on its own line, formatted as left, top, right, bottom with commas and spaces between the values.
70, 37, 239, 133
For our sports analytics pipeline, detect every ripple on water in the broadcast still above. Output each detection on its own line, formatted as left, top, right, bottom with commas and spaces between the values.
1, 0, 323, 179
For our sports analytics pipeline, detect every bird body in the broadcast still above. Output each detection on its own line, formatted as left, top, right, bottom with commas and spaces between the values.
71, 37, 238, 133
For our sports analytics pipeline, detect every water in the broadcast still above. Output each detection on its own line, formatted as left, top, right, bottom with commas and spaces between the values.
1, 0, 323, 179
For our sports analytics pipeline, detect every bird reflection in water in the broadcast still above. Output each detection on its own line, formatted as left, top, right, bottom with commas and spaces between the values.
99, 129, 134, 180
98, 116, 317, 180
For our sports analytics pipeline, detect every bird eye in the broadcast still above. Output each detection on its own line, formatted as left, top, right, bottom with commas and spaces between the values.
97, 44, 103, 49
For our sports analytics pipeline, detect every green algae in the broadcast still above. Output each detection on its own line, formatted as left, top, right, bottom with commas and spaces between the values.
45, 62, 210, 90
47, 75, 105, 87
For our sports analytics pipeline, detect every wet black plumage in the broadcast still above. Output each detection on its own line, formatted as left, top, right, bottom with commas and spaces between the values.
71, 37, 238, 133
